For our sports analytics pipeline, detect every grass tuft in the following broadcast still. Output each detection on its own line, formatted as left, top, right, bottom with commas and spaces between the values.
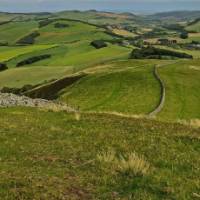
97, 150, 150, 176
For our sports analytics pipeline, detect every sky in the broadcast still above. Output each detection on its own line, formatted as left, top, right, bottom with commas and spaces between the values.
0, 0, 200, 13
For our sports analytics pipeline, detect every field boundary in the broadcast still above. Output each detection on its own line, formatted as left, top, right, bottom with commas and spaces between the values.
149, 65, 166, 117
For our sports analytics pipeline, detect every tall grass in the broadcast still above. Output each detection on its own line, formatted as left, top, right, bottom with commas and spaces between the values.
97, 149, 150, 176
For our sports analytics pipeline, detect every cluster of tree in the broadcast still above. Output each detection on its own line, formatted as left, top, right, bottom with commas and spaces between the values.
1, 84, 35, 95
180, 31, 189, 39
54, 23, 70, 28
16, 54, 51, 67
0, 63, 8, 71
131, 46, 193, 59
38, 19, 54, 28
192, 40, 200, 45
17, 31, 40, 45
0, 42, 8, 46
91, 40, 107, 49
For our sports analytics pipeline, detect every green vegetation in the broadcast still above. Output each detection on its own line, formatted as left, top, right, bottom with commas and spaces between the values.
158, 60, 200, 120
0, 107, 199, 199
0, 63, 7, 71
35, 19, 112, 44
0, 21, 38, 45
59, 60, 162, 114
0, 45, 55, 63
16, 54, 51, 67
17, 31, 40, 45
131, 46, 193, 59
6, 41, 130, 69
186, 19, 200, 32
0, 66, 72, 88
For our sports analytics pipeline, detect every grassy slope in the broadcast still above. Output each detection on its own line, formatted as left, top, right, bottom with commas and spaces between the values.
56, 10, 136, 25
59, 60, 162, 115
186, 21, 200, 32
0, 21, 38, 44
35, 19, 112, 44
0, 45, 56, 62
158, 60, 200, 120
0, 107, 199, 200
11, 42, 130, 68
0, 66, 72, 88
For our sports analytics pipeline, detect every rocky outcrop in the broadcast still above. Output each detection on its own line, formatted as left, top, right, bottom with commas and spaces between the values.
0, 92, 75, 112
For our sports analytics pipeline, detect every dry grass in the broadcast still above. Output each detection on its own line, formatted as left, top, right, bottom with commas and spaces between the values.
74, 111, 81, 121
117, 153, 150, 175
97, 150, 150, 176
178, 119, 200, 128
112, 29, 137, 37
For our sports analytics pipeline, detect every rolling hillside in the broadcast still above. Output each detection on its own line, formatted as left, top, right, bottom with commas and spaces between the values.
0, 107, 199, 200
0, 10, 200, 200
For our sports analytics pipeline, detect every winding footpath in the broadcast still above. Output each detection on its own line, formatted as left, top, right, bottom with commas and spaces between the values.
149, 64, 166, 117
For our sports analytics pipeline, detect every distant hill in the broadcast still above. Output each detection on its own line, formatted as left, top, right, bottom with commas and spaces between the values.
149, 11, 200, 21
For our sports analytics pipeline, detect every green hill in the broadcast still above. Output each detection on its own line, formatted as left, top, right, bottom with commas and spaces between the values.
0, 21, 39, 45
186, 19, 200, 32
59, 60, 162, 114
158, 59, 200, 120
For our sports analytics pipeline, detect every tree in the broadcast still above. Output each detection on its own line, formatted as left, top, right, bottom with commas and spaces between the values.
180, 32, 188, 39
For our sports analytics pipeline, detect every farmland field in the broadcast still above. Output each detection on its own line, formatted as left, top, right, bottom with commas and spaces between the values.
0, 21, 38, 44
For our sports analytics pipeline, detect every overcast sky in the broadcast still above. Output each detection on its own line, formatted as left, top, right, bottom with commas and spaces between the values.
0, 0, 200, 13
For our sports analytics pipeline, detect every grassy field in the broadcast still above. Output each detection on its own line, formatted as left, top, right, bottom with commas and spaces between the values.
0, 45, 56, 62
35, 19, 112, 44
6, 41, 130, 68
0, 21, 38, 45
0, 107, 199, 199
186, 20, 200, 32
112, 28, 138, 37
59, 60, 163, 115
0, 66, 73, 88
158, 59, 200, 120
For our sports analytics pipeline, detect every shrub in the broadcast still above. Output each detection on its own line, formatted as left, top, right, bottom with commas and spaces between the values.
0, 63, 8, 71
16, 54, 51, 67
1, 84, 34, 95
91, 40, 107, 49
180, 31, 188, 39
17, 31, 40, 45
54, 23, 69, 28
39, 19, 54, 28
0, 42, 8, 46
